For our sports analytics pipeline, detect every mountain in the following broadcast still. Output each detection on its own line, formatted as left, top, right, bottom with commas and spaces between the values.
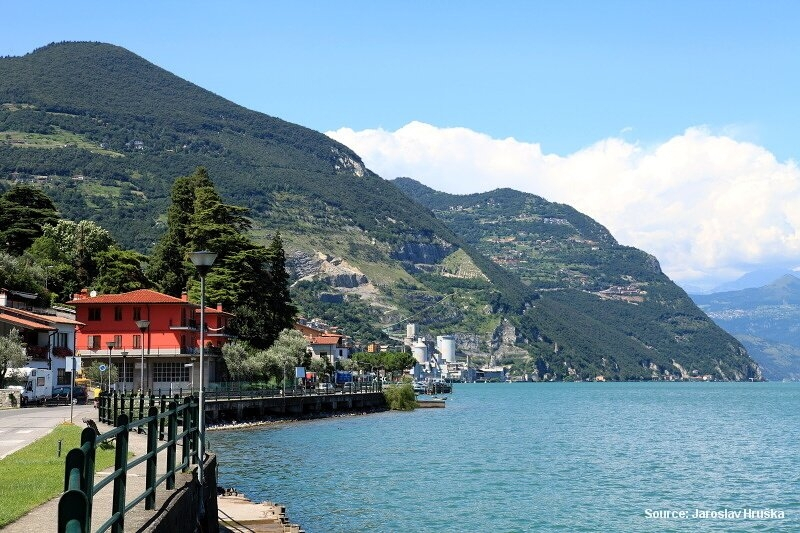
692, 274, 800, 380
393, 178, 759, 381
707, 266, 800, 294
0, 42, 759, 381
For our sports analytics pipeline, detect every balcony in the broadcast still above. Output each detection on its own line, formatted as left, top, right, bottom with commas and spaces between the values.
52, 346, 74, 358
26, 344, 49, 360
169, 318, 198, 331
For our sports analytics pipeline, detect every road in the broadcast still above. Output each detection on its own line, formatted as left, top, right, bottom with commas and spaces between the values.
0, 403, 96, 459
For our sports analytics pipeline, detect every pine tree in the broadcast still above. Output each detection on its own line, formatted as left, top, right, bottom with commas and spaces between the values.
0, 185, 58, 255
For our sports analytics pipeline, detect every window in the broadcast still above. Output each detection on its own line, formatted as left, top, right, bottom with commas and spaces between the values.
57, 368, 66, 385
152, 362, 190, 383
120, 364, 134, 383
54, 333, 68, 347
114, 306, 122, 321
133, 335, 141, 349
113, 335, 122, 348
87, 335, 101, 350
133, 307, 141, 321
88, 308, 101, 321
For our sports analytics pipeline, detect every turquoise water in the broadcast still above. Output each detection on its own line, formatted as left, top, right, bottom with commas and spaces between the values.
210, 383, 800, 532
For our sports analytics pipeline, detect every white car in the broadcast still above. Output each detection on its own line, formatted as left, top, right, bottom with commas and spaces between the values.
315, 383, 334, 393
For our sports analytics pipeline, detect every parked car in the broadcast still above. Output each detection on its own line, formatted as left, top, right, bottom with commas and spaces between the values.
51, 386, 88, 405
315, 382, 334, 394
341, 382, 355, 393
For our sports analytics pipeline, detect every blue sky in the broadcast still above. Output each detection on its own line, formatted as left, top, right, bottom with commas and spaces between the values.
4, 1, 800, 291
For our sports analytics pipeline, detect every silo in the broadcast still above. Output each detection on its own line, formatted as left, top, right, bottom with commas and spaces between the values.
405, 323, 417, 347
437, 335, 457, 363
412, 340, 428, 364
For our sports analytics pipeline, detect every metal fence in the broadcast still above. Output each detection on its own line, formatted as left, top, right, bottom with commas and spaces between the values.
58, 396, 199, 533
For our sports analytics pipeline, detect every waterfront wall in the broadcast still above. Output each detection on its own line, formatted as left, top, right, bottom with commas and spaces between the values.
144, 454, 219, 533
205, 391, 387, 423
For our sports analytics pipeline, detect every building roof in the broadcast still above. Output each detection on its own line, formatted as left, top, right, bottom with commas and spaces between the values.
66, 289, 197, 306
194, 306, 235, 318
0, 311, 57, 331
309, 334, 343, 345
0, 306, 83, 326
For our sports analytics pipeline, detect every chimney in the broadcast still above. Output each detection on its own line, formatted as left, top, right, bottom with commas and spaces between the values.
217, 303, 223, 312
73, 288, 90, 300
181, 291, 188, 302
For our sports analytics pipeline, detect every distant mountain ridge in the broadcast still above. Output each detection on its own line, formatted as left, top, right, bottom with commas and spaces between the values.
393, 178, 759, 381
692, 274, 800, 380
0, 41, 759, 381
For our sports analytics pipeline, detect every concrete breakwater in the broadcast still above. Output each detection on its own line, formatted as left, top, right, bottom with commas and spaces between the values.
204, 390, 387, 423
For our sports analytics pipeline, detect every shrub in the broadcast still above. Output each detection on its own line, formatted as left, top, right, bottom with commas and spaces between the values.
383, 383, 417, 411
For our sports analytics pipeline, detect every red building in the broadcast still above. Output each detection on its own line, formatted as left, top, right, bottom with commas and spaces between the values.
66, 289, 234, 392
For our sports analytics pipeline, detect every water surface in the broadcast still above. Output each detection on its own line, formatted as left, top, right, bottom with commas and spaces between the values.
210, 382, 799, 532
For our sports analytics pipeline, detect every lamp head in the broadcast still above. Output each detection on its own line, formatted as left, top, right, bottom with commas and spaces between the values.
189, 250, 217, 276
135, 319, 150, 331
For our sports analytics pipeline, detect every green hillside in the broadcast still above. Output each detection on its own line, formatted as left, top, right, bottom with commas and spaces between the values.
692, 275, 800, 380
393, 178, 760, 380
0, 42, 759, 380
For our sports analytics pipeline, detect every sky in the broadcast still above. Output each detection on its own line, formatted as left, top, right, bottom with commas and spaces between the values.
4, 1, 800, 292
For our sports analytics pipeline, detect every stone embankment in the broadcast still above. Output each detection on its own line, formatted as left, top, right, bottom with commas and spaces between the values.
218, 494, 303, 533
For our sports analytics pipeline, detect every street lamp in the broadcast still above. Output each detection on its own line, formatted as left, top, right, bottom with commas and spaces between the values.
189, 249, 216, 493
185, 362, 195, 392
120, 350, 128, 393
106, 341, 115, 391
136, 319, 150, 393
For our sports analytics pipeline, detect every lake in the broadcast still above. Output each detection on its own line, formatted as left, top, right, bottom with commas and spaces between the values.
209, 382, 799, 532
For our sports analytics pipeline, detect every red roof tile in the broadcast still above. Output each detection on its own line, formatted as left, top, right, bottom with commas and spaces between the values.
66, 289, 196, 306
0, 312, 57, 331
0, 306, 83, 326
310, 334, 343, 344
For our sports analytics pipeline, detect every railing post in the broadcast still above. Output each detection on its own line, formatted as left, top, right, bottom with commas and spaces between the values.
127, 393, 134, 423
145, 406, 159, 509
137, 393, 145, 432
159, 395, 167, 440
181, 398, 192, 468
98, 392, 107, 424
111, 414, 129, 533
112, 392, 119, 427
168, 401, 178, 489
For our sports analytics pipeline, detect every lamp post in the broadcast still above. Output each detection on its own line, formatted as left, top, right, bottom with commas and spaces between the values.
106, 341, 115, 391
185, 362, 195, 392
120, 350, 128, 393
136, 319, 150, 393
189, 249, 216, 494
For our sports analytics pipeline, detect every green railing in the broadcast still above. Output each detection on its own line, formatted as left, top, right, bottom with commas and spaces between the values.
58, 396, 199, 533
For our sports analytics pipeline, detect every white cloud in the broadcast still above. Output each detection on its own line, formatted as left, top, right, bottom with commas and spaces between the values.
327, 122, 800, 291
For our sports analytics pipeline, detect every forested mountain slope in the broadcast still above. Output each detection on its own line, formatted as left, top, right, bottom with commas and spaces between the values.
393, 178, 760, 380
0, 42, 759, 380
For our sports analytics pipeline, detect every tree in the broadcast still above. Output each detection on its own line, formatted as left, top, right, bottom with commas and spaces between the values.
82, 361, 118, 389
0, 185, 58, 256
0, 329, 25, 389
93, 248, 150, 293
31, 219, 115, 293
221, 341, 257, 382
151, 167, 297, 348
263, 232, 297, 342
261, 329, 308, 385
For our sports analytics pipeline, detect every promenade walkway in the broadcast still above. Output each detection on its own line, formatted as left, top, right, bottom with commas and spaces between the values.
1, 405, 304, 532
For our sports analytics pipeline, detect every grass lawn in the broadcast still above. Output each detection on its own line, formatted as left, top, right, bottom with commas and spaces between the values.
0, 423, 116, 527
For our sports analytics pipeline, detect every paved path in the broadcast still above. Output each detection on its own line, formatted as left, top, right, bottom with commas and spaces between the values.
0, 404, 96, 459
1, 406, 304, 532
